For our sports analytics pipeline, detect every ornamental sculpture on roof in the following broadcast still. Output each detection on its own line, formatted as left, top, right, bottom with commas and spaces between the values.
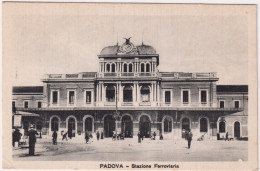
117, 37, 138, 55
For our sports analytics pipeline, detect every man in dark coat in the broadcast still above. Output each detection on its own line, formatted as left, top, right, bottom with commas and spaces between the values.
62, 131, 68, 141
138, 131, 141, 143
52, 131, 57, 145
13, 128, 22, 147
153, 131, 156, 140
96, 131, 100, 140
225, 132, 229, 141
101, 131, 104, 139
187, 129, 193, 149
28, 125, 38, 156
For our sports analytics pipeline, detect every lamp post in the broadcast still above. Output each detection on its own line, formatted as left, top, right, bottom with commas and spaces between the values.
113, 83, 120, 140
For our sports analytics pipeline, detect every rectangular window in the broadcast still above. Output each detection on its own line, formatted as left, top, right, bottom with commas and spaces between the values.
183, 90, 189, 103
201, 90, 207, 103
38, 101, 42, 108
12, 101, 15, 108
220, 101, 224, 108
24, 101, 28, 108
52, 91, 58, 104
69, 91, 75, 104
86, 91, 91, 103
235, 101, 240, 108
165, 91, 171, 103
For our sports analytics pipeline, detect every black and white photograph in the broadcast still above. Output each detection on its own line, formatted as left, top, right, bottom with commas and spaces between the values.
2, 2, 258, 170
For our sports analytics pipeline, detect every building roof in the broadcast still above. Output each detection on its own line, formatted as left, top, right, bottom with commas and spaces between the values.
217, 85, 248, 93
13, 86, 43, 94
100, 44, 156, 55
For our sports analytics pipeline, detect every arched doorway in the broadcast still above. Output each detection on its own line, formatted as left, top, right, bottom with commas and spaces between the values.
234, 121, 240, 139
85, 117, 93, 132
104, 115, 115, 137
68, 117, 76, 138
139, 115, 151, 138
51, 117, 59, 132
181, 118, 190, 138
121, 115, 133, 138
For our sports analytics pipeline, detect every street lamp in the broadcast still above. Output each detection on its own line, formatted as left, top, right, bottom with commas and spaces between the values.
113, 84, 120, 140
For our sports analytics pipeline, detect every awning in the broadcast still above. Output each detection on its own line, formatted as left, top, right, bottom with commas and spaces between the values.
14, 111, 40, 117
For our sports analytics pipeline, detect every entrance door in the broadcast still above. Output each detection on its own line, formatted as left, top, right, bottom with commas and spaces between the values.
182, 118, 190, 138
234, 122, 240, 139
139, 115, 151, 138
23, 120, 29, 136
104, 115, 115, 137
85, 117, 93, 132
121, 115, 133, 138
68, 118, 76, 138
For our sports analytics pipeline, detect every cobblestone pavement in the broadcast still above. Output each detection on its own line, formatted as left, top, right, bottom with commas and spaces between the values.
12, 137, 248, 161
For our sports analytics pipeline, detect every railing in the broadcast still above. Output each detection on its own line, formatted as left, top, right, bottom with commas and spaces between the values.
44, 73, 97, 79
121, 73, 135, 77
66, 74, 78, 78
104, 73, 117, 77
160, 72, 217, 79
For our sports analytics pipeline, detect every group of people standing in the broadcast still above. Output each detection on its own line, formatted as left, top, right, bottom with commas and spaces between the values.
85, 131, 104, 143
137, 131, 164, 143
13, 125, 39, 156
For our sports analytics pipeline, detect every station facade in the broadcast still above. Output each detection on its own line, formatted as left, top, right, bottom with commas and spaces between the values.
12, 38, 248, 140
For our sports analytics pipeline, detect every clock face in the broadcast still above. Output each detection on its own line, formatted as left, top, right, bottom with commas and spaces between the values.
122, 43, 133, 52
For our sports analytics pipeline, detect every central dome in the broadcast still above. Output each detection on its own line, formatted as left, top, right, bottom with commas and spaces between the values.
100, 38, 156, 55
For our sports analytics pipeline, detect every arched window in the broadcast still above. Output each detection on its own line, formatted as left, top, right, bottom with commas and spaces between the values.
129, 63, 133, 72
219, 121, 226, 133
146, 63, 150, 72
111, 63, 116, 72
141, 63, 145, 72
200, 118, 208, 132
123, 63, 128, 72
123, 85, 133, 102
106, 85, 115, 102
234, 121, 240, 138
106, 64, 110, 72
141, 85, 150, 102
164, 117, 172, 133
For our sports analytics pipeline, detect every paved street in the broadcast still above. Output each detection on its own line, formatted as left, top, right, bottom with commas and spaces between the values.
13, 137, 248, 161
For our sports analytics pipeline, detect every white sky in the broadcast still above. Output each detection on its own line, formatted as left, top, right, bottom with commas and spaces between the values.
4, 4, 248, 86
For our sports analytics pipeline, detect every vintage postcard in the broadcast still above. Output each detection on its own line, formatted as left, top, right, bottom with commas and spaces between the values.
2, 2, 258, 170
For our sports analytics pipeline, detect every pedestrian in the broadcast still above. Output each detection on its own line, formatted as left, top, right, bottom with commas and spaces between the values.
112, 131, 116, 140
52, 131, 57, 145
85, 132, 89, 143
225, 132, 229, 141
101, 131, 104, 139
27, 125, 38, 156
96, 131, 100, 140
137, 131, 141, 143
153, 131, 156, 140
160, 133, 163, 140
141, 132, 144, 141
12, 128, 22, 147
187, 129, 193, 149
62, 131, 68, 141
